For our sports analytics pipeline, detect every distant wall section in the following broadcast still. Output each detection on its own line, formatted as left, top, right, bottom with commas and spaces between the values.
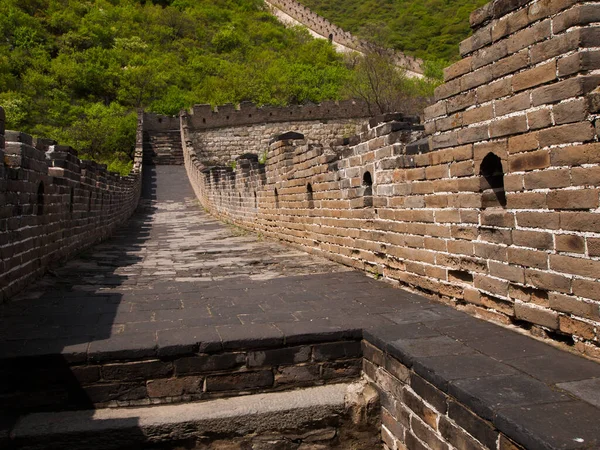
181, 101, 371, 166
264, 0, 424, 78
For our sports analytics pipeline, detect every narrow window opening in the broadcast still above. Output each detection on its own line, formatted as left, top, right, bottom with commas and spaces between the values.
69, 187, 75, 213
88, 192, 92, 212
254, 191, 257, 208
362, 171, 373, 208
239, 192, 242, 206
307, 183, 314, 209
274, 188, 279, 209
36, 182, 44, 216
202, 118, 206, 124
328, 33, 334, 42
480, 152, 506, 207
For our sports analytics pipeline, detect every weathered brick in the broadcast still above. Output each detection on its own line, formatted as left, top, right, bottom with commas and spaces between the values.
512, 61, 557, 92
489, 115, 528, 138
509, 149, 549, 172
146, 376, 203, 397
205, 370, 274, 392
547, 189, 599, 210
514, 302, 559, 329
539, 122, 595, 147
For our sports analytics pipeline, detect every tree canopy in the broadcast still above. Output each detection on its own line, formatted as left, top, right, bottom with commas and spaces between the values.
0, 0, 354, 172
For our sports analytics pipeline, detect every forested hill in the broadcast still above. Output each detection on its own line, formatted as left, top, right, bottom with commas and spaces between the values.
296, 0, 488, 66
0, 0, 353, 172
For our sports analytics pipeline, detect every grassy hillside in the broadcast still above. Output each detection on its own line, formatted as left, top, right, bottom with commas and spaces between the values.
0, 0, 353, 171
297, 0, 488, 66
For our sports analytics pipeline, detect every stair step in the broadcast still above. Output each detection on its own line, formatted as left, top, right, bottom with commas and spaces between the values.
11, 384, 350, 449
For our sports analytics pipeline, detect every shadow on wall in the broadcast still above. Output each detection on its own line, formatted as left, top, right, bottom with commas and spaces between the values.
0, 168, 166, 449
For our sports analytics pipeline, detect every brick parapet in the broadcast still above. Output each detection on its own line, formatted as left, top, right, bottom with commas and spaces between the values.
0, 107, 144, 302
184, 100, 600, 359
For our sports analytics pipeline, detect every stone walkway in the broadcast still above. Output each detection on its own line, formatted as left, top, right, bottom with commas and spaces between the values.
2, 166, 600, 449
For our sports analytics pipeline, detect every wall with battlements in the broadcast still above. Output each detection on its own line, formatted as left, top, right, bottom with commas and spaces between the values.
182, 100, 370, 166
0, 108, 144, 302
264, 0, 424, 77
184, 0, 600, 363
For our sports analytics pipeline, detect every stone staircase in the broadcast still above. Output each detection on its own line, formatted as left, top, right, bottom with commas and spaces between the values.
142, 130, 183, 165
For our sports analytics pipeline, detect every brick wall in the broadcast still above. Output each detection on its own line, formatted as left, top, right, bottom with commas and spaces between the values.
142, 113, 183, 165
183, 0, 600, 360
182, 100, 370, 166
264, 0, 424, 77
0, 108, 144, 302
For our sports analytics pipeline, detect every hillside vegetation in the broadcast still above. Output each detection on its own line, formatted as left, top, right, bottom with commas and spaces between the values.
297, 0, 488, 67
0, 0, 353, 171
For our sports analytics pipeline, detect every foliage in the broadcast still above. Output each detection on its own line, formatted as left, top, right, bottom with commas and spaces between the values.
297, 0, 489, 69
0, 0, 353, 173
344, 50, 434, 115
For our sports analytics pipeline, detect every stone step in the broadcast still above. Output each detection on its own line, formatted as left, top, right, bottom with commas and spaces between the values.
8, 383, 376, 450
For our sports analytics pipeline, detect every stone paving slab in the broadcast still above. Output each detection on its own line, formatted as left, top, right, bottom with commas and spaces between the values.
2, 166, 600, 449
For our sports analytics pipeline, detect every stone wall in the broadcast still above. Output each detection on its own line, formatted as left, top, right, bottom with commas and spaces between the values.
0, 107, 144, 302
182, 0, 600, 361
182, 100, 370, 166
264, 0, 424, 77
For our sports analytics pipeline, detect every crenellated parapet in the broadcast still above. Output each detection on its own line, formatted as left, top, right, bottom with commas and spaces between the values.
183, 100, 371, 130
0, 107, 144, 302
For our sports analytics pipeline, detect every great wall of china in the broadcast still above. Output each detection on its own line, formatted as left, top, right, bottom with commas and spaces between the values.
2, 0, 600, 449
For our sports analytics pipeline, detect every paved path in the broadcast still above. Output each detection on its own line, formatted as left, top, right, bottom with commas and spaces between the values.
2, 166, 600, 449
0, 165, 415, 360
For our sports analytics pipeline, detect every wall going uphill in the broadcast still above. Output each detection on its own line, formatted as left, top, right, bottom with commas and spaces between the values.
0, 108, 144, 302
184, 0, 600, 361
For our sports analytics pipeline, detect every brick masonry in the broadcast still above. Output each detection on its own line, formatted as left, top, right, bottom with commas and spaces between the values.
0, 109, 144, 302
183, 0, 600, 360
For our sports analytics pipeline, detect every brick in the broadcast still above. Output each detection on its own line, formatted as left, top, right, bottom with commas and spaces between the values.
175, 353, 245, 374
558, 50, 600, 77
434, 78, 461, 101
495, 92, 530, 117
508, 247, 548, 269
549, 293, 600, 320
102, 360, 172, 381
205, 370, 274, 391
463, 105, 493, 125
382, 408, 406, 442
551, 143, 600, 167
547, 189, 599, 210
492, 7, 529, 42
523, 169, 570, 189
555, 234, 585, 253
492, 50, 529, 79
551, 254, 600, 278
489, 261, 525, 284
249, 345, 311, 367
572, 279, 600, 301
409, 373, 448, 414
560, 212, 600, 233
312, 341, 361, 361
447, 91, 477, 113
439, 416, 485, 450
506, 19, 551, 54
572, 166, 600, 186
444, 57, 473, 81
146, 376, 203, 397
460, 24, 492, 56
461, 67, 493, 91
472, 41, 508, 69
275, 364, 320, 385
512, 230, 553, 250
457, 125, 490, 145
526, 108, 552, 131
447, 401, 499, 449
508, 133, 538, 154
477, 78, 512, 103
384, 355, 410, 383
410, 415, 449, 450
470, 2, 492, 28
509, 150, 549, 172
512, 61, 557, 92
424, 102, 447, 120
403, 388, 439, 430
532, 75, 600, 106
539, 122, 595, 148
553, 4, 600, 34
553, 98, 589, 125
560, 316, 596, 340
489, 115, 528, 138
514, 302, 559, 329
525, 269, 571, 293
